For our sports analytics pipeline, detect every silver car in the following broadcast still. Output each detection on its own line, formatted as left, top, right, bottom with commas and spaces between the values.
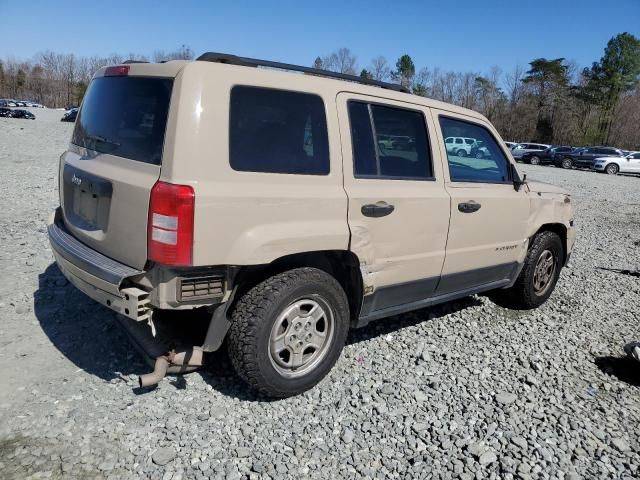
511, 143, 550, 160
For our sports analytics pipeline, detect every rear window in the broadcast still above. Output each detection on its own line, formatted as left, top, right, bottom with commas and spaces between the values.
72, 76, 173, 165
229, 86, 329, 175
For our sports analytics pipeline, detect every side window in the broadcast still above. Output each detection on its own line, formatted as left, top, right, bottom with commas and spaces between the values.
439, 116, 511, 183
445, 137, 453, 144
633, 153, 640, 159
347, 101, 432, 180
229, 86, 329, 175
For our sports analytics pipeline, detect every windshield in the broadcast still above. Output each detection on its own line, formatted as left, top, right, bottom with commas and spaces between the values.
72, 76, 173, 165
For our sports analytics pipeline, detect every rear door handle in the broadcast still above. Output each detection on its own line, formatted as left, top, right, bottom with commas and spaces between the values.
458, 201, 481, 213
361, 202, 395, 218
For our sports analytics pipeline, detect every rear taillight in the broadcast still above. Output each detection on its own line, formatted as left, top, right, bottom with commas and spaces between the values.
148, 181, 195, 266
104, 65, 129, 76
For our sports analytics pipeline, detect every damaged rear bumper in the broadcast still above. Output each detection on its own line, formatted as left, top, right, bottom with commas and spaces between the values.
48, 208, 152, 321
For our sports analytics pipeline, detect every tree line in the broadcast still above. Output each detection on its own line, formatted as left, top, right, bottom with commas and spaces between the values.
1, 35, 638, 149
0, 45, 194, 109
314, 33, 640, 149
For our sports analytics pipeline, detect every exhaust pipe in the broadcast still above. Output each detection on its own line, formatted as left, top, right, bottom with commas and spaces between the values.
138, 347, 204, 388
139, 357, 170, 388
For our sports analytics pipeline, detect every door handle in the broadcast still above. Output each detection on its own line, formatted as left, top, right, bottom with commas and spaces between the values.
361, 202, 395, 218
458, 201, 481, 213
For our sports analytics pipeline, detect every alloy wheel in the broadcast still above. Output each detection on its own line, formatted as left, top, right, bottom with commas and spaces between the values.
269, 298, 334, 378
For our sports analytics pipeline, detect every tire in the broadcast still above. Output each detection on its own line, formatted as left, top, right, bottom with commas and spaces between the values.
530, 155, 541, 166
561, 158, 573, 169
474, 150, 484, 159
489, 231, 563, 310
456, 149, 467, 157
227, 267, 350, 398
605, 163, 619, 175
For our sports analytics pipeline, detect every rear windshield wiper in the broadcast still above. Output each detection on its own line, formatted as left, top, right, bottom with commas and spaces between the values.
85, 134, 120, 147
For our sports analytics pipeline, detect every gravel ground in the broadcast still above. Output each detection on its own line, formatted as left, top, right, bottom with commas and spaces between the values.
1, 108, 640, 479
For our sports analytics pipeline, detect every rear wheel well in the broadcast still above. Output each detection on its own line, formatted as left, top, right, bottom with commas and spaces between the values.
232, 251, 363, 322
533, 223, 567, 265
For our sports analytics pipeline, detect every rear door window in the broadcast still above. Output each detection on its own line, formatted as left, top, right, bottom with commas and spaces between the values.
72, 76, 173, 165
347, 101, 433, 180
439, 116, 511, 183
229, 86, 329, 175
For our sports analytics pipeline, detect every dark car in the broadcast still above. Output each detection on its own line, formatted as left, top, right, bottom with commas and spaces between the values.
557, 146, 623, 169
0, 107, 13, 117
61, 108, 78, 122
522, 145, 574, 165
11, 109, 35, 120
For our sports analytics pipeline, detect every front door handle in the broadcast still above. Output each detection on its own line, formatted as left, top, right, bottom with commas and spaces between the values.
361, 202, 395, 218
458, 201, 481, 213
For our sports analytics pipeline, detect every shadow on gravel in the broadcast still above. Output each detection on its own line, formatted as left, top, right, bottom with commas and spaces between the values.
34, 263, 150, 382
347, 296, 483, 345
595, 356, 640, 387
34, 263, 261, 400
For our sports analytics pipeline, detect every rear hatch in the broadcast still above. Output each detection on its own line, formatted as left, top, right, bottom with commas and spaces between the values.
60, 65, 177, 270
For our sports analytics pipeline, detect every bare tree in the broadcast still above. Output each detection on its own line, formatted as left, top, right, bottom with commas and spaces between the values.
322, 48, 357, 75
369, 56, 390, 81
153, 45, 194, 62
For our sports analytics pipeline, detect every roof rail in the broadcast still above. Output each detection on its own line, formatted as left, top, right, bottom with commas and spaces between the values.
122, 60, 149, 64
196, 52, 410, 93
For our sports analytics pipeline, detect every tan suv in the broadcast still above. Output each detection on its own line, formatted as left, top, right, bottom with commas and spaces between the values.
48, 53, 576, 397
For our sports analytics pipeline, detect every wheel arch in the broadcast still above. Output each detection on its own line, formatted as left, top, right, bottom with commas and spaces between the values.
232, 250, 364, 322
532, 223, 568, 266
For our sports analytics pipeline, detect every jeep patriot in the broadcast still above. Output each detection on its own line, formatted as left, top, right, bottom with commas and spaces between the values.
48, 53, 576, 397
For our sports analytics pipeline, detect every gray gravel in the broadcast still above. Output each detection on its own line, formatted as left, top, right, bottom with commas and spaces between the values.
1, 109, 640, 479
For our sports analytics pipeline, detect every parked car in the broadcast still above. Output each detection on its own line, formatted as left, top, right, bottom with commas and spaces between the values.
470, 140, 490, 158
522, 146, 574, 165
557, 146, 624, 169
61, 108, 78, 122
47, 54, 575, 397
0, 107, 13, 117
444, 136, 477, 156
10, 109, 35, 119
593, 151, 640, 175
511, 143, 550, 161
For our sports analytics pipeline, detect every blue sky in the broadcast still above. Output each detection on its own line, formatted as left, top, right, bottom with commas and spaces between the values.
1, 0, 638, 74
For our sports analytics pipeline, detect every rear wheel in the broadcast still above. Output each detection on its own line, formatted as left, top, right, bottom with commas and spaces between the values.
606, 163, 619, 175
530, 155, 541, 165
561, 158, 573, 169
457, 149, 467, 157
489, 231, 563, 309
227, 268, 349, 398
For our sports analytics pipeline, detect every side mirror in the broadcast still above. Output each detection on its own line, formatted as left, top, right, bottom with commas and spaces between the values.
512, 164, 527, 191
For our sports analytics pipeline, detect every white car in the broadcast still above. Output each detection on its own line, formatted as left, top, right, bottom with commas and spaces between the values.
511, 143, 551, 160
593, 152, 640, 175
444, 136, 478, 157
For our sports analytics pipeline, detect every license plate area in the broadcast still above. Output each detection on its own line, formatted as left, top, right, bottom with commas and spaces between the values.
74, 187, 100, 225
62, 164, 112, 233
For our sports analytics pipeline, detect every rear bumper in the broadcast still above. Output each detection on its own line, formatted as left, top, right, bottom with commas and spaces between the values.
48, 208, 151, 321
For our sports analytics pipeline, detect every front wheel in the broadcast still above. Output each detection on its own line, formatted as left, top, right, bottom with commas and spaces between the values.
530, 155, 541, 165
489, 231, 563, 309
606, 163, 619, 175
561, 158, 573, 169
227, 268, 350, 398
456, 149, 467, 157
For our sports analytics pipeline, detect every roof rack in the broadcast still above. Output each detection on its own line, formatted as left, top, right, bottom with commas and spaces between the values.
196, 52, 410, 93
122, 60, 149, 64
